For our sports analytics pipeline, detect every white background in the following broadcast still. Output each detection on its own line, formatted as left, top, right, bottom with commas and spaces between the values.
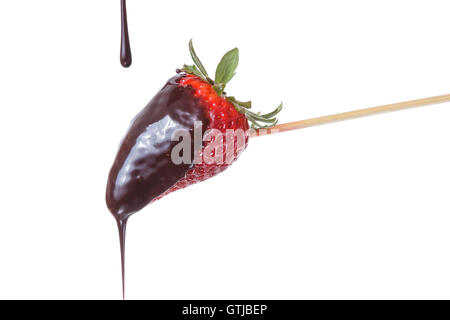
0, 0, 449, 299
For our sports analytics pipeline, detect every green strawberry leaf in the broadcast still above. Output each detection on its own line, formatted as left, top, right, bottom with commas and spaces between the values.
227, 96, 252, 109
260, 103, 283, 118
238, 100, 252, 109
215, 48, 239, 86
245, 109, 278, 123
189, 39, 209, 78
181, 64, 205, 80
228, 96, 283, 128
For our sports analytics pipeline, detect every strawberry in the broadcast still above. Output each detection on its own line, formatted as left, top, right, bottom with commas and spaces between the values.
106, 40, 282, 219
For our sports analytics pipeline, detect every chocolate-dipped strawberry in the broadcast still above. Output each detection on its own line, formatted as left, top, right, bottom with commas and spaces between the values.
107, 41, 282, 298
106, 40, 282, 220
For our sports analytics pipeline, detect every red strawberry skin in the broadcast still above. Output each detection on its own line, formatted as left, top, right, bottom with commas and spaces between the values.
106, 74, 249, 218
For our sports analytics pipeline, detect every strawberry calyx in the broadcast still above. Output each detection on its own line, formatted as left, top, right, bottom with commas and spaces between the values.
181, 39, 282, 129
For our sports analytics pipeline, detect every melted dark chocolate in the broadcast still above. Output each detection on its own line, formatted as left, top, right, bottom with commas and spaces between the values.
106, 75, 209, 219
106, 75, 209, 298
120, 0, 132, 68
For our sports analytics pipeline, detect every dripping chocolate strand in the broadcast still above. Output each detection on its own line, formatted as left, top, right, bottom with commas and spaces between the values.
116, 217, 128, 300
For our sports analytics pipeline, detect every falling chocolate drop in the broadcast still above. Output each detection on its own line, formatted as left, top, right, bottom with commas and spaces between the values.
120, 0, 132, 68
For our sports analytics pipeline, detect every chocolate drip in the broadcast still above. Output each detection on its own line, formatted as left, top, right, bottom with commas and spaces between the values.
116, 217, 128, 300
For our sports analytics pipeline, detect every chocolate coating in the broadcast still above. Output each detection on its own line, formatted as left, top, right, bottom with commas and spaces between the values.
106, 75, 209, 219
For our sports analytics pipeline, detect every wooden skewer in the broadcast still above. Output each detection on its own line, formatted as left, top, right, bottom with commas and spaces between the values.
251, 94, 450, 137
